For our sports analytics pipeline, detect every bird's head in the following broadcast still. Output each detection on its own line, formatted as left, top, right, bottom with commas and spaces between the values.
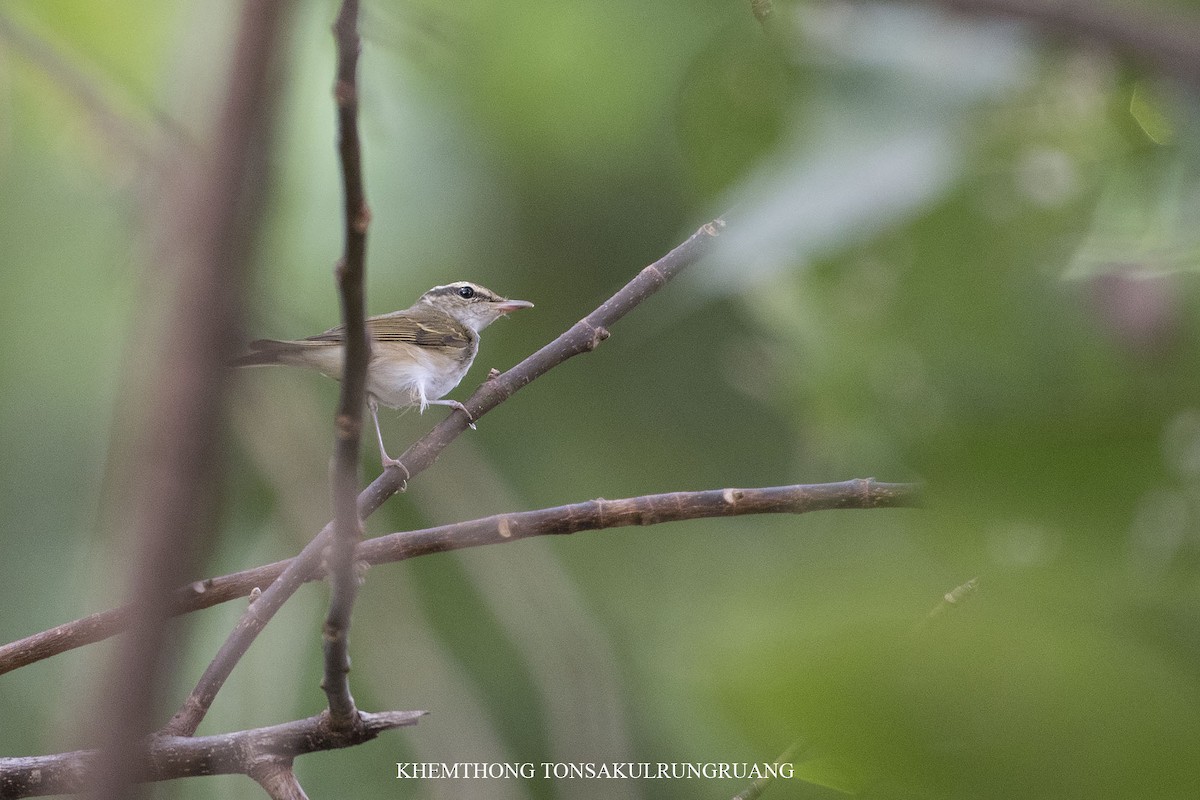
417, 282, 534, 332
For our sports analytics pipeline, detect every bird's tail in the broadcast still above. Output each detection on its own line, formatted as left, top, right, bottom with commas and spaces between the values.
231, 339, 294, 367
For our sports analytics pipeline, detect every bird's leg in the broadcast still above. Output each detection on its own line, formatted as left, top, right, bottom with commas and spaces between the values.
417, 383, 476, 430
369, 398, 409, 487
427, 399, 476, 430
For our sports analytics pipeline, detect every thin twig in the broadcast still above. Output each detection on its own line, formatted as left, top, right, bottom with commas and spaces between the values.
323, 0, 369, 731
0, 480, 920, 676
83, 1, 289, 797
920, 575, 980, 628
0, 710, 423, 799
159, 217, 725, 737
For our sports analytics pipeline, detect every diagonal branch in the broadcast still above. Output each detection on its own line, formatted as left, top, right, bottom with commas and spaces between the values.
158, 216, 725, 737
324, 0, 369, 730
0, 479, 920, 676
0, 710, 423, 798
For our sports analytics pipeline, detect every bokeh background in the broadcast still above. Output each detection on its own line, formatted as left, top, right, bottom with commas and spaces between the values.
3, 0, 1200, 797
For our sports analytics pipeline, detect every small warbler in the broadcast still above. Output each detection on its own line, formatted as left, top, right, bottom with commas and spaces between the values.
235, 281, 533, 469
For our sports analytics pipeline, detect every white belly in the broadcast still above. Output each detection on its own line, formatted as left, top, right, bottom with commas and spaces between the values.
275, 340, 476, 410
366, 343, 474, 409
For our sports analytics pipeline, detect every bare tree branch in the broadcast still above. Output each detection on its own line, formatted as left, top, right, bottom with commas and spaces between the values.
361, 478, 920, 560
159, 216, 725, 737
248, 759, 309, 800
0, 479, 920, 676
83, 2, 289, 797
905, 0, 1200, 90
0, 611, 129, 675
0, 711, 423, 798
323, 0, 369, 731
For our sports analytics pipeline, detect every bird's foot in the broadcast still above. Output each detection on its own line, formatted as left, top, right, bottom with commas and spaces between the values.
447, 400, 477, 430
423, 398, 477, 430
381, 456, 410, 491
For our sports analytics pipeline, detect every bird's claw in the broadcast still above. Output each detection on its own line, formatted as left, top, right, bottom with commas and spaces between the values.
450, 401, 477, 430
381, 457, 410, 491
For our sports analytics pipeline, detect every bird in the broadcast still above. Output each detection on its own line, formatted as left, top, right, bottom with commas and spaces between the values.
234, 281, 533, 470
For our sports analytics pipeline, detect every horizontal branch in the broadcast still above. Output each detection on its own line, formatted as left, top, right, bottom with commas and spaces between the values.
0, 709, 423, 798
360, 478, 920, 561
0, 479, 920, 675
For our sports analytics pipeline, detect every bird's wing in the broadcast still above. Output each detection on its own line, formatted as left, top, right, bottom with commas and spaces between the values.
305, 313, 472, 349
369, 314, 473, 348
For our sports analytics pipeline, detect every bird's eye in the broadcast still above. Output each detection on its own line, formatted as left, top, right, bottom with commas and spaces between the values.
457, 285, 475, 299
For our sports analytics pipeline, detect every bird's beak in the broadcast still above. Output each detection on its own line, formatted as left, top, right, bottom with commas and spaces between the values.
494, 299, 534, 314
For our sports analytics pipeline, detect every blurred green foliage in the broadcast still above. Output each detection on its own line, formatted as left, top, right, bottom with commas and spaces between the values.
3, 0, 1200, 798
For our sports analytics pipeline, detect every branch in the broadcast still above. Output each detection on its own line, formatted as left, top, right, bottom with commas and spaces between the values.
158, 216, 725, 737
0, 710, 423, 799
360, 479, 920, 560
248, 760, 308, 800
908, 0, 1200, 90
83, 1, 289, 796
324, 0, 369, 730
0, 480, 920, 676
